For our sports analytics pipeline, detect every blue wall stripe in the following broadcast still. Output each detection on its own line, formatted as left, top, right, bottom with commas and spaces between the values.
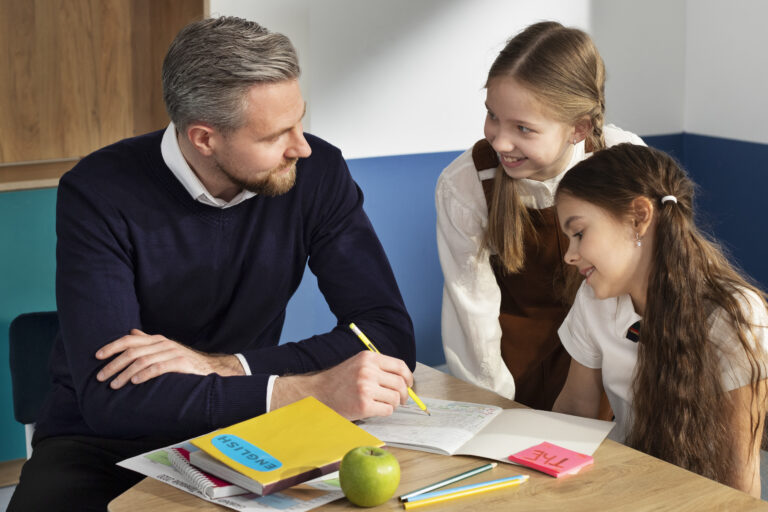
643, 133, 685, 161
680, 134, 768, 289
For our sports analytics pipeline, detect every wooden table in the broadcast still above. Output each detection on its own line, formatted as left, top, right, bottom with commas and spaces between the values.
110, 363, 768, 511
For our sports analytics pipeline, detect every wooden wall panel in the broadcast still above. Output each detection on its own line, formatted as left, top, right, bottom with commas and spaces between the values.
1, 0, 38, 163
0, 0, 206, 190
131, 0, 206, 135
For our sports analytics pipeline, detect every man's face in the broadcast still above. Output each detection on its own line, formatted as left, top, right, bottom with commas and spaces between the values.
210, 80, 311, 196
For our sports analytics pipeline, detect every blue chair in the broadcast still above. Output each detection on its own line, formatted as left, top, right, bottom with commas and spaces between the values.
8, 311, 59, 458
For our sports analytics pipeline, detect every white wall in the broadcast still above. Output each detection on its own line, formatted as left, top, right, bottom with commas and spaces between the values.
304, 0, 590, 158
684, 0, 768, 144
591, 0, 686, 136
209, 0, 768, 156
210, 0, 591, 158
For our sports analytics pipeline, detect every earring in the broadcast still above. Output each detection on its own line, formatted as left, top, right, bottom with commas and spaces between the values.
573, 138, 578, 145
635, 233, 642, 248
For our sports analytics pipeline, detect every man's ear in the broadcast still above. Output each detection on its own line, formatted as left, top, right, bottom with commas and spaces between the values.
573, 116, 592, 144
631, 196, 655, 237
185, 123, 217, 157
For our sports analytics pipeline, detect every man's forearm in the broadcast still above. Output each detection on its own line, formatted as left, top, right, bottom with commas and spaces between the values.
96, 330, 246, 388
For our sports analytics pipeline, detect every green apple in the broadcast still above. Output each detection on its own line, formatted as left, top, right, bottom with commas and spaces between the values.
339, 446, 400, 507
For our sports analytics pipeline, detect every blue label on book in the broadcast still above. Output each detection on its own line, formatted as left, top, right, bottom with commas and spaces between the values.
211, 434, 282, 472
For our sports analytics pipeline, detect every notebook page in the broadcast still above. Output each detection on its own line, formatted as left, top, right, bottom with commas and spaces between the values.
455, 409, 615, 463
357, 398, 502, 455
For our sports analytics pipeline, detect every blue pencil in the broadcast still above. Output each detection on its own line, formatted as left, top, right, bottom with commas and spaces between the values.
405, 475, 529, 504
400, 462, 497, 502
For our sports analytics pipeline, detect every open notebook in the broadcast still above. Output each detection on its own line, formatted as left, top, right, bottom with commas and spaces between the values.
356, 397, 615, 463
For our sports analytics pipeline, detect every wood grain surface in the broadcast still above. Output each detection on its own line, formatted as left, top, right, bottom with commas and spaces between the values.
0, 0, 205, 189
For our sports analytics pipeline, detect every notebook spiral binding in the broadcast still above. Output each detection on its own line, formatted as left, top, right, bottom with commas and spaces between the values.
168, 447, 216, 498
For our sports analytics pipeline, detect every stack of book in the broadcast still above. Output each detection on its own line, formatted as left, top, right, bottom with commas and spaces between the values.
186, 396, 383, 496
166, 446, 249, 499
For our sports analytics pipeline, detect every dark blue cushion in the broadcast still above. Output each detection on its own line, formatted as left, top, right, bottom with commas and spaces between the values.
9, 311, 59, 424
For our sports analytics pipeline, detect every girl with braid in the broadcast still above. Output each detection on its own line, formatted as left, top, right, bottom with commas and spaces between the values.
554, 143, 768, 496
437, 21, 642, 410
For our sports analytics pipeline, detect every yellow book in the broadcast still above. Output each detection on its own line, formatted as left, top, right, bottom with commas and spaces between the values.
189, 396, 383, 495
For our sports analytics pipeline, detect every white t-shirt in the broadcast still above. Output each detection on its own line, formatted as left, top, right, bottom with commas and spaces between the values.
558, 281, 768, 442
436, 124, 644, 399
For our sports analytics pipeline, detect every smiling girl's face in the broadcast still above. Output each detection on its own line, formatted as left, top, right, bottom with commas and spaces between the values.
557, 193, 652, 311
484, 76, 581, 182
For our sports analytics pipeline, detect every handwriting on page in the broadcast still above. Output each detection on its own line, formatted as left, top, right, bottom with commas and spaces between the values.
508, 441, 593, 478
357, 398, 502, 455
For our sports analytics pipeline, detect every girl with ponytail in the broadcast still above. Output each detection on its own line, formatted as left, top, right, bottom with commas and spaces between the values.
554, 143, 768, 495
437, 21, 643, 409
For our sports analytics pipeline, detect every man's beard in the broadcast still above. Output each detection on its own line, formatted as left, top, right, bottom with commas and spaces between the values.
215, 158, 299, 197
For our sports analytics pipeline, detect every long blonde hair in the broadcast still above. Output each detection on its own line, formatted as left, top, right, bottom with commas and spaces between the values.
485, 21, 606, 273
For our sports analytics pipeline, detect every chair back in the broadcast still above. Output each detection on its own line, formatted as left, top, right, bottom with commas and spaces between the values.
9, 311, 59, 425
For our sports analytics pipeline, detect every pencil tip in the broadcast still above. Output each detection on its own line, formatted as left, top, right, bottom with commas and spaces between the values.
426, 410, 432, 416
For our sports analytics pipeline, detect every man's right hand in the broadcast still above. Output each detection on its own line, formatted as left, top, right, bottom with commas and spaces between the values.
272, 351, 413, 420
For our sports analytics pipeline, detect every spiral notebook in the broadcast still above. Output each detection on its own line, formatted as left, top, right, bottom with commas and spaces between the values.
167, 447, 248, 499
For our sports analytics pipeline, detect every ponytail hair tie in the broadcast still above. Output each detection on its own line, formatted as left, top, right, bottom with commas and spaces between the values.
661, 195, 677, 204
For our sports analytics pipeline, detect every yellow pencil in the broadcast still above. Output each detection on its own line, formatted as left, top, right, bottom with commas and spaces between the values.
348, 322, 431, 416
402, 475, 529, 509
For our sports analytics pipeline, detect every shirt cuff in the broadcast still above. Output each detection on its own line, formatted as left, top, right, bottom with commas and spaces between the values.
234, 353, 252, 375
265, 375, 277, 412
235, 353, 277, 412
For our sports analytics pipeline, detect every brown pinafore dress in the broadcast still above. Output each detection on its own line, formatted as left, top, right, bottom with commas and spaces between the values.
472, 140, 596, 412
472, 144, 632, 420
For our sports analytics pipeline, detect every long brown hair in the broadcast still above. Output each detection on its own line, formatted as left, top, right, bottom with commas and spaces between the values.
485, 21, 606, 273
556, 143, 767, 486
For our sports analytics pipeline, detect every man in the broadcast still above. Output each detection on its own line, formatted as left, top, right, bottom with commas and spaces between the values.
10, 16, 415, 511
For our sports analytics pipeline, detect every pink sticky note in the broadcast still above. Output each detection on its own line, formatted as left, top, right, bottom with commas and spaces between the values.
508, 441, 594, 478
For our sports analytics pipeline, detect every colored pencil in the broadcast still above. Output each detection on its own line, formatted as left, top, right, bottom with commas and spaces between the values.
402, 475, 529, 509
400, 462, 497, 501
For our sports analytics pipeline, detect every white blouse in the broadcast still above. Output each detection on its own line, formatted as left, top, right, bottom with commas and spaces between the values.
436, 124, 644, 399
559, 282, 768, 442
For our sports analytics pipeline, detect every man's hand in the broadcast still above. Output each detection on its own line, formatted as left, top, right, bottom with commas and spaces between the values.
272, 351, 413, 420
95, 329, 244, 389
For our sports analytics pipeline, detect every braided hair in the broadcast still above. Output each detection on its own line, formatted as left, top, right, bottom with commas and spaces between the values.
485, 21, 606, 273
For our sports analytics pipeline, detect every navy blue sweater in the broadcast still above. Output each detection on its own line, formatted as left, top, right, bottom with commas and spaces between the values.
36, 130, 415, 442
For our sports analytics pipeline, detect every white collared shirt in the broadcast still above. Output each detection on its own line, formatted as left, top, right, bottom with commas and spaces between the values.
160, 123, 257, 208
160, 123, 277, 412
559, 282, 768, 443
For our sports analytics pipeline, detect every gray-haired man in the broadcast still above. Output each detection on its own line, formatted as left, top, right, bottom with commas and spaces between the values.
10, 17, 415, 510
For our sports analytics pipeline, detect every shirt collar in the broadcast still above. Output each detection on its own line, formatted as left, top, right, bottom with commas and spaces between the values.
581, 284, 643, 341
614, 293, 643, 340
160, 123, 256, 209
512, 140, 586, 209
